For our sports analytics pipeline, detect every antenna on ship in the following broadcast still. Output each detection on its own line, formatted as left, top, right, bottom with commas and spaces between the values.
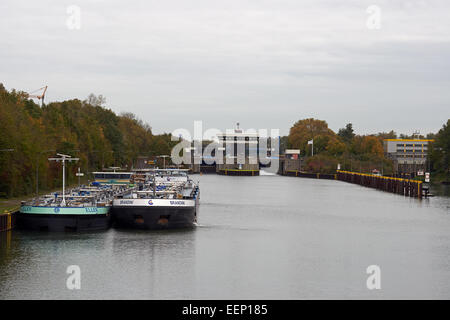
153, 170, 156, 198
48, 153, 79, 207
235, 121, 242, 133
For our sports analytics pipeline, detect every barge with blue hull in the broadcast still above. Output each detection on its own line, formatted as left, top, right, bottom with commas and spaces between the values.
112, 169, 200, 230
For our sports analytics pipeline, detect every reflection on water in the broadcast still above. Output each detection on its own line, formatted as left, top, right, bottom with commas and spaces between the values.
431, 183, 450, 198
1, 175, 449, 299
0, 231, 12, 262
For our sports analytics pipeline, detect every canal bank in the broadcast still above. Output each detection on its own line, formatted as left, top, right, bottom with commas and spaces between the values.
283, 170, 336, 180
337, 170, 423, 198
281, 169, 425, 199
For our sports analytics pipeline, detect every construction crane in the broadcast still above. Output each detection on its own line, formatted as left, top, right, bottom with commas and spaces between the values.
26, 86, 48, 106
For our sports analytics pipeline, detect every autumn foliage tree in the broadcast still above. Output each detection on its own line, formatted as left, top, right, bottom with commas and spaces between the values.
288, 118, 336, 154
350, 135, 384, 160
288, 118, 391, 173
0, 85, 175, 198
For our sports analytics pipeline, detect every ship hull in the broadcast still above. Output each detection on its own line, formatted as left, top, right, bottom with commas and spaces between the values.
17, 206, 111, 232
112, 205, 197, 230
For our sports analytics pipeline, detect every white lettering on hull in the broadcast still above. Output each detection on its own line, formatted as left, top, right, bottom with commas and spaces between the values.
114, 199, 195, 207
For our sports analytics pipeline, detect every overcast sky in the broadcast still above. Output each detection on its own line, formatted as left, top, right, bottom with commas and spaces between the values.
1, 0, 449, 136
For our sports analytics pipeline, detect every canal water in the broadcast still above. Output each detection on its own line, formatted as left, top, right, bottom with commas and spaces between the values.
1, 175, 449, 299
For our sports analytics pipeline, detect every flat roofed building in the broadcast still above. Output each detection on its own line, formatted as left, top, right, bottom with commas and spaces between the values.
215, 125, 260, 175
217, 131, 259, 160
383, 139, 434, 173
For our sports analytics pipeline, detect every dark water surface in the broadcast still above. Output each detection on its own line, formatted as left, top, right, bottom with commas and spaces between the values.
1, 174, 449, 299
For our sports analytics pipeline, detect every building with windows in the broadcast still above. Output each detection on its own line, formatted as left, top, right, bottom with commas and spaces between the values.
184, 124, 278, 175
215, 125, 260, 175
383, 139, 434, 174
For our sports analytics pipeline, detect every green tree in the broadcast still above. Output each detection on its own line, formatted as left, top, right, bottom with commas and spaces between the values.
430, 119, 450, 179
337, 123, 355, 143
350, 135, 384, 160
279, 136, 290, 154
377, 130, 397, 139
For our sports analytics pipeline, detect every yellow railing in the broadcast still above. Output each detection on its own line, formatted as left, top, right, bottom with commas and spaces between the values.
337, 170, 422, 198
336, 170, 422, 184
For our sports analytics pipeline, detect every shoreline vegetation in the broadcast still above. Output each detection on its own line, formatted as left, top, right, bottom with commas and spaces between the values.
282, 119, 448, 183
0, 84, 176, 198
0, 181, 86, 213
1, 84, 449, 199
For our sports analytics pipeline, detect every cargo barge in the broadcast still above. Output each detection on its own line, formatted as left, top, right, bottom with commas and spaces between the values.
17, 154, 132, 232
112, 169, 199, 230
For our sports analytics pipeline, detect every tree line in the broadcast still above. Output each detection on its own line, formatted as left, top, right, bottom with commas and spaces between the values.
285, 118, 449, 179
1, 83, 449, 197
0, 84, 176, 197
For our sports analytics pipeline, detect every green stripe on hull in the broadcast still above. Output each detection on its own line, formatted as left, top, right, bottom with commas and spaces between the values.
20, 206, 110, 215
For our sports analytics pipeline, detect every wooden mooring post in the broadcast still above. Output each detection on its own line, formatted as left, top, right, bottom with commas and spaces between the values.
0, 208, 19, 232
336, 170, 422, 199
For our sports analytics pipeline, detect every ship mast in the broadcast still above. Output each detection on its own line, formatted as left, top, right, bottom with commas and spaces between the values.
48, 153, 79, 207
153, 170, 156, 197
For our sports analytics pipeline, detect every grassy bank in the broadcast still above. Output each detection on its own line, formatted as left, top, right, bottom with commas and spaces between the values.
0, 180, 88, 213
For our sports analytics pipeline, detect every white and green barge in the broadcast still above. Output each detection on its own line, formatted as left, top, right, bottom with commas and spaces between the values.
18, 204, 111, 232
17, 154, 134, 232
